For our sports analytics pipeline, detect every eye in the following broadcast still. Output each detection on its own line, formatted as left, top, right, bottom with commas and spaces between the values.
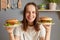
26, 11, 30, 13
32, 11, 36, 14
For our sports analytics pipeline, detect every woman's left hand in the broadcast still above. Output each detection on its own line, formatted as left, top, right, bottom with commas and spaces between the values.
43, 24, 52, 32
43, 24, 52, 40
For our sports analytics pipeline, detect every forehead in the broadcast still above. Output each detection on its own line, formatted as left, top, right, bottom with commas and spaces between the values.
26, 5, 36, 11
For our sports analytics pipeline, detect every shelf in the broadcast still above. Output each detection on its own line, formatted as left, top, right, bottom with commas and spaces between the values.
38, 10, 60, 12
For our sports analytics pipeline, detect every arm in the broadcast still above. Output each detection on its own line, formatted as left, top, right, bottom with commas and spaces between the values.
8, 33, 20, 40
5, 27, 21, 40
43, 25, 52, 40
39, 24, 51, 40
6, 23, 22, 40
45, 29, 51, 40
9, 33, 15, 40
5, 27, 15, 40
14, 35, 21, 40
40, 37, 45, 40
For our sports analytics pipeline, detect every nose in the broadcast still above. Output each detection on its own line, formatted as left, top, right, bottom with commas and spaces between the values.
29, 12, 32, 17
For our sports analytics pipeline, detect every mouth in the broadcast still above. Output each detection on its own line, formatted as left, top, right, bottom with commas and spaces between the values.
27, 16, 32, 19
28, 18, 32, 20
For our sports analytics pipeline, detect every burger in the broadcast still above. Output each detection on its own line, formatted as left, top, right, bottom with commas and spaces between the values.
38, 17, 54, 25
4, 19, 20, 27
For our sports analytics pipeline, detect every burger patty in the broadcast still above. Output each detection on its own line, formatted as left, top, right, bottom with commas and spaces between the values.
39, 20, 53, 23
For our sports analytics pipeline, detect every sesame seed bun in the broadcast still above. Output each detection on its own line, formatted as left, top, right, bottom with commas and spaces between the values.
5, 19, 20, 27
38, 17, 53, 25
40, 17, 52, 21
6, 19, 18, 24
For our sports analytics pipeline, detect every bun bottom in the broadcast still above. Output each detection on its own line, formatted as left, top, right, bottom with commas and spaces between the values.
4, 24, 20, 28
41, 23, 54, 25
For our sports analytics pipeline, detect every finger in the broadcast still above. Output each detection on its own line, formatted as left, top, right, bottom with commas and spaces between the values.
43, 25, 52, 27
5, 27, 13, 30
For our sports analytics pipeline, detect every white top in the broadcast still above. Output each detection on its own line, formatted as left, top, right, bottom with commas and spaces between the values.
14, 23, 46, 40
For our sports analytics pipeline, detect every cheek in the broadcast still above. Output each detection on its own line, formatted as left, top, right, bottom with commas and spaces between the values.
25, 13, 36, 20
33, 14, 36, 18
26, 14, 36, 18
26, 13, 29, 19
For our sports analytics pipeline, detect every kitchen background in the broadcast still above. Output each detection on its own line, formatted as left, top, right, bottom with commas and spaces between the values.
0, 0, 60, 40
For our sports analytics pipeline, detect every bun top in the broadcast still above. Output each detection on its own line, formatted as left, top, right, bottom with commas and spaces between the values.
39, 17, 52, 20
6, 19, 18, 22
6, 19, 19, 24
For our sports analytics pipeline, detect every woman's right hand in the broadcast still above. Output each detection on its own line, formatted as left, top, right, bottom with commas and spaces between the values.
5, 27, 15, 34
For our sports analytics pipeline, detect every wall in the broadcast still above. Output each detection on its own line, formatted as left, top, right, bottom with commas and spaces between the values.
0, 0, 60, 40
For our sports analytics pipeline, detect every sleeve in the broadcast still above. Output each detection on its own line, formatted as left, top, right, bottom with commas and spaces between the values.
14, 24, 22, 36
14, 27, 20, 36
39, 24, 46, 37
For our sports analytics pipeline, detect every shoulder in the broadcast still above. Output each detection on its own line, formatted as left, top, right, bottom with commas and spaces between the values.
15, 22, 23, 30
14, 22, 23, 36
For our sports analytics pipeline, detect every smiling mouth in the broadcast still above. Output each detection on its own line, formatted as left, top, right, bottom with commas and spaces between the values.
28, 18, 32, 20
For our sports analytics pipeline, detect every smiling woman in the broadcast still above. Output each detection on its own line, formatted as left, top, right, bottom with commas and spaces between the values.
25, 5, 36, 23
5, 2, 52, 40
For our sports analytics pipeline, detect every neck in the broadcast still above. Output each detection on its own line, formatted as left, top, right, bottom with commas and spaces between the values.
28, 22, 34, 26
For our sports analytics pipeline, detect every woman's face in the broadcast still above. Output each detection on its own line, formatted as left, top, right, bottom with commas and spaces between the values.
26, 5, 36, 23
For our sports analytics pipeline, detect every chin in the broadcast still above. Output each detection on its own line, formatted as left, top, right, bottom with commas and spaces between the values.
28, 20, 34, 23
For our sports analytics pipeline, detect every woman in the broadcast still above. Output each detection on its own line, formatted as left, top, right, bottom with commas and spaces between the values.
6, 2, 51, 40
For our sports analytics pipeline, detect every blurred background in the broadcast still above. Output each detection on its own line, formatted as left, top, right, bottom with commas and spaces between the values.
0, 0, 60, 40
